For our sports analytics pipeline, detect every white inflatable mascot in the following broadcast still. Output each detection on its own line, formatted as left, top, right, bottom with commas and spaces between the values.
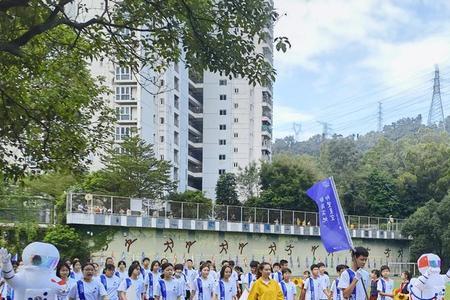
0, 242, 67, 299
409, 253, 450, 300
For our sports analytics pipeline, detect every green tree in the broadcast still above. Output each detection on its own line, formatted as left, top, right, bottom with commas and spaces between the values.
82, 136, 175, 198
43, 225, 90, 261
215, 173, 239, 206
236, 162, 261, 201
169, 190, 212, 219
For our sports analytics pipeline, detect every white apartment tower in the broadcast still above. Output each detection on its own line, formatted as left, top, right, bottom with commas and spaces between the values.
84, 1, 273, 198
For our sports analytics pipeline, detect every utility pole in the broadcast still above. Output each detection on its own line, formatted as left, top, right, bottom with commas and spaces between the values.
427, 65, 445, 129
377, 102, 383, 132
292, 123, 302, 141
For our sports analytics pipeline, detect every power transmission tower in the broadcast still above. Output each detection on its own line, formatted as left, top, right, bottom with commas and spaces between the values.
377, 102, 383, 132
292, 123, 302, 141
318, 121, 331, 138
427, 65, 445, 129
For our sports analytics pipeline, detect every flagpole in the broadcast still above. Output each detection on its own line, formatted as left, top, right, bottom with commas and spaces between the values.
330, 176, 354, 249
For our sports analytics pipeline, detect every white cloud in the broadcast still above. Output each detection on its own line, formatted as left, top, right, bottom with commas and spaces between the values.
272, 105, 317, 138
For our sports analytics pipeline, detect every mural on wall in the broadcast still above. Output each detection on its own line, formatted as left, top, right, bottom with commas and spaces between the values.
93, 228, 409, 275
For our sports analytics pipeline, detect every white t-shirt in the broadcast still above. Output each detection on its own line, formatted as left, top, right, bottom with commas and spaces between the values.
116, 270, 128, 281
214, 279, 237, 300
118, 277, 145, 300
144, 272, 160, 297
377, 278, 394, 300
72, 271, 84, 281
68, 279, 108, 300
319, 274, 330, 299
244, 273, 257, 290
174, 274, 187, 298
338, 269, 370, 300
230, 270, 239, 284
304, 277, 323, 300
192, 276, 215, 300
99, 274, 121, 300
154, 278, 182, 300
272, 271, 283, 283
185, 268, 197, 287
331, 278, 342, 300
279, 281, 297, 300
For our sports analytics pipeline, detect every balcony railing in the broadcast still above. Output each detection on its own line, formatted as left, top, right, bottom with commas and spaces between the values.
67, 193, 405, 232
262, 124, 273, 134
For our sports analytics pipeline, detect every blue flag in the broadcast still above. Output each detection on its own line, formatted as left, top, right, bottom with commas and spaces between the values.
306, 177, 353, 253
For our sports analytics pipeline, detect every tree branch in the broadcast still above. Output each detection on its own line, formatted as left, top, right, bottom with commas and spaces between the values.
0, 0, 30, 11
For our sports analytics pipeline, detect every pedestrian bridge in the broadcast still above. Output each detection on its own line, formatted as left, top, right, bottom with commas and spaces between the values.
66, 193, 408, 240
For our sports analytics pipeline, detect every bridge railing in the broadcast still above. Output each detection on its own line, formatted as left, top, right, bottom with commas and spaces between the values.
67, 193, 405, 231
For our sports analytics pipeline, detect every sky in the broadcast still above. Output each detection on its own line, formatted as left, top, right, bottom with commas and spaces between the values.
272, 0, 450, 140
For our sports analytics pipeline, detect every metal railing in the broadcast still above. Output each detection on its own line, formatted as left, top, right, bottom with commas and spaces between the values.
0, 208, 54, 224
67, 193, 405, 231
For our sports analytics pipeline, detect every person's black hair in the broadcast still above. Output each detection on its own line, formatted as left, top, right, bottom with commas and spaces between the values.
118, 260, 126, 267
128, 262, 141, 277
186, 259, 193, 263
131, 260, 140, 266
199, 263, 210, 272
160, 258, 168, 264
282, 268, 292, 274
105, 257, 113, 263
317, 262, 325, 268
82, 262, 95, 271
160, 263, 174, 278
199, 261, 205, 267
336, 264, 347, 273
228, 260, 235, 267
142, 257, 150, 263
234, 266, 243, 273
380, 265, 390, 272
273, 262, 280, 268
174, 264, 184, 271
220, 265, 233, 279
206, 260, 212, 264
151, 260, 160, 271
280, 259, 288, 265
221, 260, 229, 266
351, 246, 369, 258
310, 264, 319, 271
402, 271, 411, 281
104, 264, 115, 272
371, 269, 381, 278
250, 261, 259, 268
56, 262, 71, 278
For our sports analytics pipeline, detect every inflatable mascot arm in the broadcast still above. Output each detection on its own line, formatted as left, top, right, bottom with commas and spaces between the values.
0, 242, 68, 299
409, 254, 450, 300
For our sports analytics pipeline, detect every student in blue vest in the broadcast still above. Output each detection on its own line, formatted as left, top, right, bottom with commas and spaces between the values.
244, 261, 259, 292
331, 265, 348, 300
100, 264, 121, 300
271, 263, 283, 283
154, 263, 182, 300
302, 264, 327, 300
190, 263, 215, 300
279, 268, 296, 300
118, 262, 145, 300
145, 260, 161, 300
376, 266, 394, 300
214, 265, 237, 300
337, 247, 370, 300
68, 263, 108, 300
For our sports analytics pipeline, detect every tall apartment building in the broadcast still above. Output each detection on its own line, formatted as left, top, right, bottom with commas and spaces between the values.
84, 2, 273, 199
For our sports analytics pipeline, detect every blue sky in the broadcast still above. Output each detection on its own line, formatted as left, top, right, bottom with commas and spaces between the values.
272, 0, 450, 140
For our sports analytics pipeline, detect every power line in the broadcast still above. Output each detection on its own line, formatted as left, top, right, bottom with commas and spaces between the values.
378, 102, 383, 132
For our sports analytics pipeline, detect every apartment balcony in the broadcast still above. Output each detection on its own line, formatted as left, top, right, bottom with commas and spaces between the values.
261, 124, 272, 137
262, 111, 272, 124
262, 140, 272, 152
189, 124, 202, 136
188, 165, 203, 178
188, 135, 202, 148
188, 108, 203, 119
262, 91, 272, 108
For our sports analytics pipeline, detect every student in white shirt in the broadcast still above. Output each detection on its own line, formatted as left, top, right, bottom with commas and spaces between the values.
331, 265, 347, 300
317, 263, 330, 300
57, 262, 77, 300
303, 264, 328, 300
338, 247, 370, 300
118, 262, 145, 300
116, 261, 128, 281
214, 265, 237, 300
279, 268, 296, 300
100, 264, 121, 300
68, 263, 108, 300
228, 261, 240, 296
174, 264, 188, 299
144, 260, 161, 299
272, 263, 283, 283
244, 261, 259, 292
191, 263, 215, 300
377, 266, 394, 300
71, 260, 83, 281
155, 263, 182, 300
142, 258, 152, 277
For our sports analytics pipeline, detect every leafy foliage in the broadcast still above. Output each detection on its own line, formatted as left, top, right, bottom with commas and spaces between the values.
43, 225, 90, 261
215, 173, 239, 206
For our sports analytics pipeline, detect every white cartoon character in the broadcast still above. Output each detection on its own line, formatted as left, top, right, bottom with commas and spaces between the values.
0, 242, 67, 299
409, 253, 450, 300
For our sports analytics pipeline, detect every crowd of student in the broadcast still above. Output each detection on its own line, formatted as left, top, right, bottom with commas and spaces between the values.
0, 246, 413, 300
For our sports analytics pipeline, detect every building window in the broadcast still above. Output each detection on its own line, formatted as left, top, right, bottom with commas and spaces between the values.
115, 67, 131, 81
234, 148, 238, 153
219, 109, 227, 115
219, 124, 226, 130
219, 169, 226, 175
160, 98, 164, 105
234, 103, 238, 108
115, 126, 132, 141
219, 80, 227, 86
219, 139, 226, 145
115, 86, 132, 101
234, 132, 238, 138
174, 149, 179, 164
116, 106, 131, 121
219, 154, 226, 160
160, 155, 164, 160
174, 61, 179, 73
234, 88, 239, 94
160, 117, 164, 124
234, 118, 238, 123
233, 162, 238, 167
160, 136, 164, 142
174, 95, 179, 109
174, 167, 179, 180
174, 113, 179, 127
174, 131, 179, 145
174, 76, 180, 91
220, 94, 227, 100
